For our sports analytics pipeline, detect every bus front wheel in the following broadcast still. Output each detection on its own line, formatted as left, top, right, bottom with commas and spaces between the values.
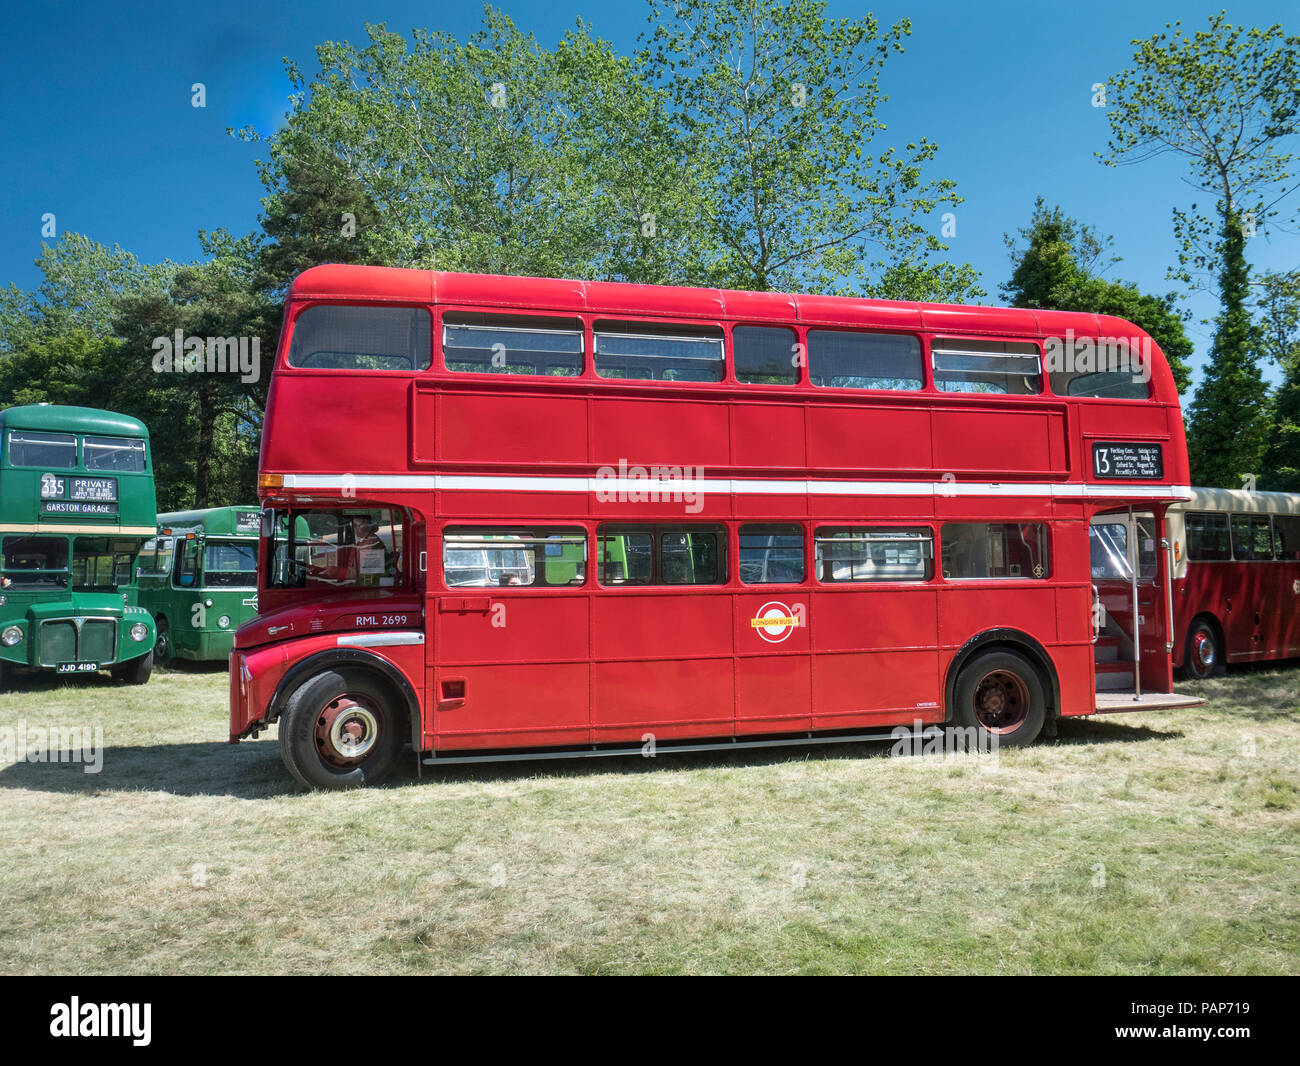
111, 650, 153, 685
951, 650, 1046, 747
278, 669, 405, 790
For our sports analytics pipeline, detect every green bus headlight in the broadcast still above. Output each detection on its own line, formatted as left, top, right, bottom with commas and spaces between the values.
218, 615, 231, 629
129, 623, 149, 642
1, 625, 23, 647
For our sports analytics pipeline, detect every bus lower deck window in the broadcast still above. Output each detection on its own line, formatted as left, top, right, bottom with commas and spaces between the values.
739, 524, 805, 583
1186, 513, 1231, 560
598, 525, 725, 585
442, 528, 587, 587
814, 527, 933, 582
941, 523, 1050, 579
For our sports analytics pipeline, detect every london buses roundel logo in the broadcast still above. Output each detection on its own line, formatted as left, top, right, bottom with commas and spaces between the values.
751, 601, 800, 643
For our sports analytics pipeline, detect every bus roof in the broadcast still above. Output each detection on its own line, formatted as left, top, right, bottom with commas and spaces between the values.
0, 403, 149, 438
158, 505, 261, 536
1174, 487, 1300, 515
286, 265, 1148, 342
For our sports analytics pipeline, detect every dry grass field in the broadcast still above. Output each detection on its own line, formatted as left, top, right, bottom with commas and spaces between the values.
0, 661, 1296, 974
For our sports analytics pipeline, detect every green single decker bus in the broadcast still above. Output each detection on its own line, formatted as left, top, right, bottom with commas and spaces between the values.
136, 506, 261, 662
0, 404, 158, 687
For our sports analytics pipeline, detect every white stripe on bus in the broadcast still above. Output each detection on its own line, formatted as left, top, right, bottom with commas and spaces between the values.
278, 473, 1192, 501
0, 524, 159, 535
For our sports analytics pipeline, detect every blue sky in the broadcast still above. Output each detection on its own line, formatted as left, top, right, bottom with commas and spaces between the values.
1, 0, 1296, 395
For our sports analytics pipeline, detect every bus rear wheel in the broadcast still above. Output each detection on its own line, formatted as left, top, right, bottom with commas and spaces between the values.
1182, 619, 1224, 680
951, 650, 1046, 747
154, 618, 172, 664
111, 650, 153, 685
278, 669, 404, 790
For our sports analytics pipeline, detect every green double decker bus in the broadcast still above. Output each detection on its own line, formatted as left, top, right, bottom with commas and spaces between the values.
0, 404, 158, 687
136, 506, 261, 662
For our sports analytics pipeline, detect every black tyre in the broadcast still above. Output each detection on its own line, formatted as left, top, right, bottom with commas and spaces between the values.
278, 669, 405, 790
951, 650, 1046, 747
1182, 618, 1224, 680
154, 617, 172, 664
111, 650, 153, 685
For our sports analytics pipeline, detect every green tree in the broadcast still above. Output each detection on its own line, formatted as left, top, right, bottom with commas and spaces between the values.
640, 0, 980, 298
1001, 198, 1193, 393
115, 231, 275, 509
1183, 217, 1271, 486
254, 133, 388, 296
0, 233, 175, 420
1258, 270, 1300, 488
1099, 13, 1300, 486
0, 331, 123, 409
245, 9, 690, 283
247, 2, 978, 299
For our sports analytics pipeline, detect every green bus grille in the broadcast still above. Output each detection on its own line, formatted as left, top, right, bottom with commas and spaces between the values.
38, 621, 77, 666
37, 619, 118, 666
80, 620, 117, 663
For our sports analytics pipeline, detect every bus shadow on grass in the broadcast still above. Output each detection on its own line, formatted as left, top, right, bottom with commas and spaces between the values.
0, 737, 295, 799
0, 715, 1182, 798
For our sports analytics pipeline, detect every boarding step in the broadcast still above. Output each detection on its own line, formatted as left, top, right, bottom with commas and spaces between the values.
1093, 636, 1123, 663
1094, 660, 1135, 691
1095, 691, 1206, 713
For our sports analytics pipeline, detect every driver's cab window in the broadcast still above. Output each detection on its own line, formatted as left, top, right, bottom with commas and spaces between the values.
173, 538, 200, 588
268, 508, 404, 590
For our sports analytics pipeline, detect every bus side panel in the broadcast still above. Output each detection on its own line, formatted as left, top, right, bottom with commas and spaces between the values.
433, 593, 590, 750
932, 409, 1067, 477
432, 391, 588, 465
1054, 584, 1096, 716
1282, 561, 1300, 657
734, 590, 812, 734
590, 592, 734, 741
810, 588, 941, 728
592, 397, 731, 470
806, 405, 932, 473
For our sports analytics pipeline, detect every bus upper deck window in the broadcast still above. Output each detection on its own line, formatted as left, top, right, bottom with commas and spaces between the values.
443, 314, 583, 376
808, 330, 923, 391
8, 431, 76, 468
932, 339, 1041, 395
734, 326, 799, 385
288, 305, 431, 371
594, 322, 724, 382
83, 435, 147, 472
1051, 346, 1152, 399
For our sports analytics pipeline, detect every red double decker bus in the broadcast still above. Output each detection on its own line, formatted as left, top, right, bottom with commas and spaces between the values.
1166, 488, 1300, 678
230, 265, 1201, 788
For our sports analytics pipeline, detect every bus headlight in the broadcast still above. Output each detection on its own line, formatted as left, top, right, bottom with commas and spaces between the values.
129, 623, 149, 642
218, 615, 231, 629
1, 625, 22, 647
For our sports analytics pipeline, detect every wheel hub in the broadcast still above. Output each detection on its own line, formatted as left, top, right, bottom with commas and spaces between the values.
1194, 632, 1214, 666
972, 670, 1029, 733
314, 697, 380, 767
